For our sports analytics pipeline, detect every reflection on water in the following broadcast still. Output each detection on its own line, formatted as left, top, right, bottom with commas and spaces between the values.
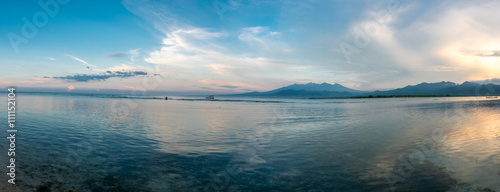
437, 106, 500, 190
0, 94, 499, 191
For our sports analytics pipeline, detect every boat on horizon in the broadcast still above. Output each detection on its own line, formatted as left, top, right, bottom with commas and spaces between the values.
206, 95, 215, 100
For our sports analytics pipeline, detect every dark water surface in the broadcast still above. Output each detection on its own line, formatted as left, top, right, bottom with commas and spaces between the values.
1, 94, 499, 191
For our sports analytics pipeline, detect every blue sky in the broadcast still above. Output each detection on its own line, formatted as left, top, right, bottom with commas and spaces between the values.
1, 0, 499, 93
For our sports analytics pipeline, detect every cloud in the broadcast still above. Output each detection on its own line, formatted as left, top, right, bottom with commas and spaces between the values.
122, 85, 147, 91
199, 79, 261, 90
106, 64, 138, 72
0, 80, 45, 84
426, 66, 460, 72
472, 78, 500, 85
67, 85, 75, 91
144, 27, 313, 92
333, 0, 500, 89
475, 50, 500, 57
120, 0, 500, 92
66, 54, 97, 70
122, 0, 396, 91
106, 52, 129, 58
145, 28, 225, 67
238, 26, 280, 45
142, 26, 330, 92
46, 71, 151, 82
105, 49, 140, 61
219, 85, 239, 89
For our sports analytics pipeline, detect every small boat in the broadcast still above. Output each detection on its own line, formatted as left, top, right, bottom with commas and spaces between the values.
486, 96, 498, 98
206, 95, 215, 100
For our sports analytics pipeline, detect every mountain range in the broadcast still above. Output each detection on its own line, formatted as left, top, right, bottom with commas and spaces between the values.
234, 81, 500, 98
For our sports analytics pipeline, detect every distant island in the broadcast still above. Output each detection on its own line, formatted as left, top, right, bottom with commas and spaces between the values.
229, 81, 500, 98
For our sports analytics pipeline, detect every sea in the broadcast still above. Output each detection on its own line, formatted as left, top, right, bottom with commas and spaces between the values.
0, 92, 499, 192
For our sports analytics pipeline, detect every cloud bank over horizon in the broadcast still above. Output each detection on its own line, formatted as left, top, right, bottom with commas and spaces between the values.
45, 70, 154, 82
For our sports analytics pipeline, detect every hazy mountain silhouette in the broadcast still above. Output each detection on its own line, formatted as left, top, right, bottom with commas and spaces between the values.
267, 82, 364, 93
372, 81, 457, 95
373, 81, 500, 96
234, 81, 500, 98
236, 82, 365, 97
435, 81, 500, 96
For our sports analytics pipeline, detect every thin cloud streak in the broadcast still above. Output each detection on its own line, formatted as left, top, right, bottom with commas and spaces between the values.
66, 54, 98, 69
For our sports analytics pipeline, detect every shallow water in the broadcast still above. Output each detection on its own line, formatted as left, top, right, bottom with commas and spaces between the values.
1, 94, 499, 191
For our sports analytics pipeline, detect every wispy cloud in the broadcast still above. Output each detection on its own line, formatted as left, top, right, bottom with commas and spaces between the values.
105, 49, 140, 61
143, 27, 313, 91
106, 52, 129, 58
66, 54, 97, 70
219, 85, 239, 89
472, 78, 500, 85
475, 50, 500, 57
238, 26, 281, 47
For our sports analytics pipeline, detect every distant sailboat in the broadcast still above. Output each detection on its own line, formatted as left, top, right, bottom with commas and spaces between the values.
206, 95, 215, 100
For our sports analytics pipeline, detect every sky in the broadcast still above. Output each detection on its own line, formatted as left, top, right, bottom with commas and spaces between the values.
1, 0, 499, 94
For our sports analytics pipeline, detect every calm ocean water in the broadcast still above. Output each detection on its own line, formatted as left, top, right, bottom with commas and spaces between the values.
1, 93, 499, 191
